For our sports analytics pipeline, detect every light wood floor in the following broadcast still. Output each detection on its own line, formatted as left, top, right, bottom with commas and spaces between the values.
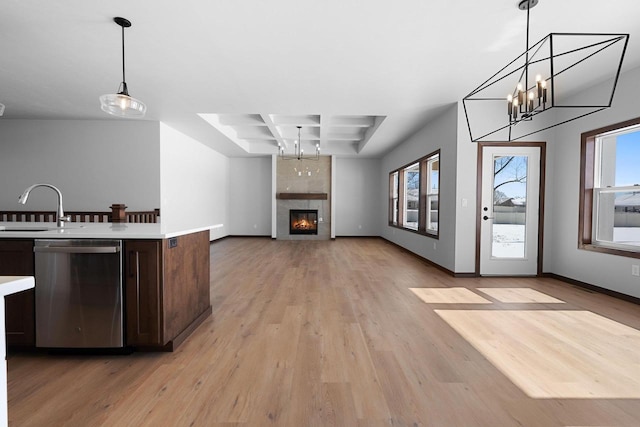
7, 237, 640, 426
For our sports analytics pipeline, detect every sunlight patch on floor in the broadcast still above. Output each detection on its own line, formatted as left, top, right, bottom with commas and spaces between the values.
477, 287, 565, 303
409, 288, 492, 304
435, 310, 640, 398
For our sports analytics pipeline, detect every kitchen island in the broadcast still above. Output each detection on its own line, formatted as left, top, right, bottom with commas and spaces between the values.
0, 276, 34, 426
0, 222, 212, 352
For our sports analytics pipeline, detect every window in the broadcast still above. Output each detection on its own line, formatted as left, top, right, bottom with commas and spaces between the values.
389, 150, 440, 237
403, 162, 420, 230
390, 171, 399, 226
424, 154, 439, 233
580, 117, 640, 256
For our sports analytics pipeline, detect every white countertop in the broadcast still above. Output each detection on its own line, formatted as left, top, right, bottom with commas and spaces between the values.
0, 276, 35, 296
0, 222, 215, 240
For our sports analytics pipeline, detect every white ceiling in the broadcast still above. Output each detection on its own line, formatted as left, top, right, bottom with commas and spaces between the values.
1, 0, 639, 157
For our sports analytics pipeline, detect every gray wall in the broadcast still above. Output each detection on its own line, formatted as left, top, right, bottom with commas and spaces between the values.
335, 157, 381, 236
0, 119, 160, 211
546, 65, 640, 298
228, 157, 272, 235
380, 105, 458, 272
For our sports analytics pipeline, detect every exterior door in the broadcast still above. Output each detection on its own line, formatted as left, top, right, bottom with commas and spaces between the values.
479, 144, 543, 275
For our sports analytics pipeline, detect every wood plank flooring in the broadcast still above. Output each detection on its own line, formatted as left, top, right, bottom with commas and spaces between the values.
7, 237, 640, 426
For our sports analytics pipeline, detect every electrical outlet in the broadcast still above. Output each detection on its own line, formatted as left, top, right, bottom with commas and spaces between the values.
632, 265, 640, 277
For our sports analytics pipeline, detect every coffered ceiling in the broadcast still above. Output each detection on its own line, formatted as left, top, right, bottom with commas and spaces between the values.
1, 0, 639, 157
199, 114, 385, 155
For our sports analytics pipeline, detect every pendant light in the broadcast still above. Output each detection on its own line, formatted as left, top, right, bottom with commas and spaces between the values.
99, 17, 147, 118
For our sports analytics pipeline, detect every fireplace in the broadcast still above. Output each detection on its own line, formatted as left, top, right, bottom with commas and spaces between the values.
290, 209, 318, 235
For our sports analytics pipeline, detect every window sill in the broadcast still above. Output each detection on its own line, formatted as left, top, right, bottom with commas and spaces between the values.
579, 243, 640, 259
388, 224, 439, 239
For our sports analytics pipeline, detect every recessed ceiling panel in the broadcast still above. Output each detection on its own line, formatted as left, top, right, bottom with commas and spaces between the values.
216, 114, 266, 126
271, 115, 320, 126
234, 126, 274, 139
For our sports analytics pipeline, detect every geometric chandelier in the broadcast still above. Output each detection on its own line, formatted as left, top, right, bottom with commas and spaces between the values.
462, 0, 629, 142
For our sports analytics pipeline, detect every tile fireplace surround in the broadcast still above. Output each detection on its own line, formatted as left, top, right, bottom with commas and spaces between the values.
276, 156, 331, 240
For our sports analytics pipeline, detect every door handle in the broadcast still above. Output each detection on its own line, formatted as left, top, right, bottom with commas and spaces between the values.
34, 246, 120, 253
483, 215, 494, 221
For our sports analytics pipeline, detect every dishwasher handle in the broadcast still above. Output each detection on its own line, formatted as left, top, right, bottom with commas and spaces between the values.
34, 246, 120, 254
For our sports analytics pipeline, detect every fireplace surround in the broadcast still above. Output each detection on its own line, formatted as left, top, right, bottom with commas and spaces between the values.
276, 156, 330, 240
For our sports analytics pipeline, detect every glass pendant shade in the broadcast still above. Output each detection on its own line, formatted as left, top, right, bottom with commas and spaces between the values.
99, 91, 146, 118
100, 17, 146, 119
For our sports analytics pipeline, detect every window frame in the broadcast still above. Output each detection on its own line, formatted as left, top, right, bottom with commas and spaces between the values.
579, 116, 640, 258
389, 171, 399, 226
388, 149, 440, 238
424, 154, 439, 234
402, 162, 420, 231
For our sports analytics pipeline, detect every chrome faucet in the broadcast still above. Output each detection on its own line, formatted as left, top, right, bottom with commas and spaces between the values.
18, 183, 71, 228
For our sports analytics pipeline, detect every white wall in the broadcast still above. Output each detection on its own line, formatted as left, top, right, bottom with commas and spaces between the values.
335, 157, 381, 236
454, 104, 478, 273
0, 119, 160, 211
228, 157, 272, 235
380, 105, 458, 272
159, 123, 229, 240
546, 65, 640, 298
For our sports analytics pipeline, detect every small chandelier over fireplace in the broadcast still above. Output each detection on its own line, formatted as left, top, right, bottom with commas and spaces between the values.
278, 126, 320, 161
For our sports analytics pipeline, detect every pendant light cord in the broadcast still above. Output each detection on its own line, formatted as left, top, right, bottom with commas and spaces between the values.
121, 24, 126, 85
524, 3, 530, 93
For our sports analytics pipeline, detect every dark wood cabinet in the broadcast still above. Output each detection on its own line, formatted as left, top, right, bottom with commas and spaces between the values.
125, 231, 211, 350
0, 240, 35, 348
125, 239, 163, 347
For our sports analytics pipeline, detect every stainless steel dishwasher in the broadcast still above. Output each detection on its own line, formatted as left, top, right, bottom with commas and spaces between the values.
34, 239, 123, 348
